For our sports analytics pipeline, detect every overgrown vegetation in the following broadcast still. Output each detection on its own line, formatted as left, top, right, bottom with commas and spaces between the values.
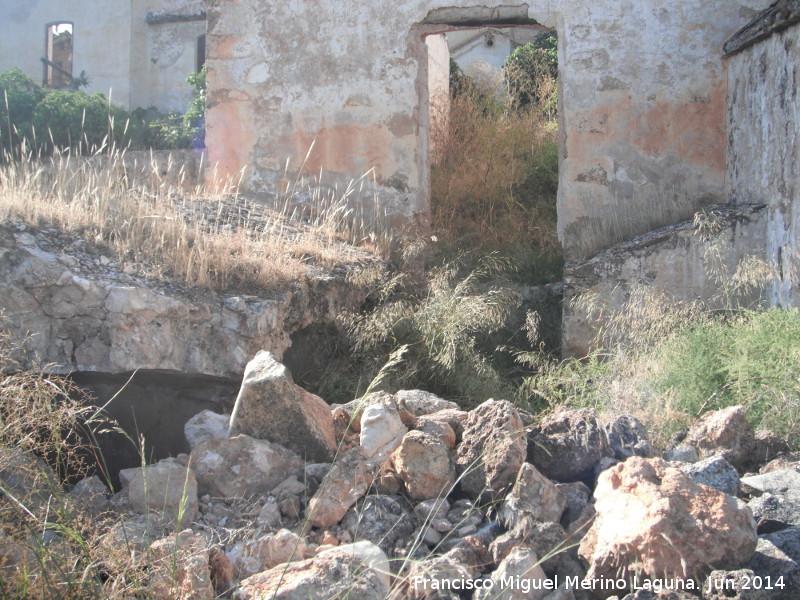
0, 142, 392, 292
333, 254, 521, 406
0, 67, 206, 159
430, 32, 561, 286
517, 231, 800, 448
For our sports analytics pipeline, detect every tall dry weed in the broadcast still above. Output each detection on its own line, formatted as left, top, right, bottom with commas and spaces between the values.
429, 65, 560, 270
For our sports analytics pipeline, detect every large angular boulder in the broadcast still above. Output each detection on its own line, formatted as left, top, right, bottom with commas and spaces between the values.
455, 399, 527, 500
127, 461, 198, 528
580, 457, 758, 588
191, 434, 303, 499
184, 410, 229, 450
745, 536, 800, 600
680, 456, 740, 497
605, 415, 655, 460
393, 430, 456, 501
228, 351, 335, 462
234, 547, 388, 600
748, 493, 800, 534
741, 470, 800, 505
499, 463, 566, 529
306, 447, 376, 528
684, 406, 755, 472
527, 408, 611, 483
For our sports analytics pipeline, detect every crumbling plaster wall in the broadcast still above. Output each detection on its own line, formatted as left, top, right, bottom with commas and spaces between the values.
561, 204, 768, 356
206, 0, 767, 256
726, 20, 800, 307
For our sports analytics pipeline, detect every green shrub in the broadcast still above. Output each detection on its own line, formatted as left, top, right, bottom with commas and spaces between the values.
654, 307, 800, 442
0, 66, 205, 155
32, 90, 134, 152
505, 32, 558, 114
340, 255, 521, 406
130, 107, 191, 149
0, 68, 45, 154
184, 66, 206, 148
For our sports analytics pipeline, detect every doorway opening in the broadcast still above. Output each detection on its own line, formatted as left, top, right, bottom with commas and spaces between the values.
420, 13, 562, 285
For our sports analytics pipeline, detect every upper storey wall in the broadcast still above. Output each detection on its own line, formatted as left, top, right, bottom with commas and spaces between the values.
0, 0, 134, 106
205, 0, 766, 259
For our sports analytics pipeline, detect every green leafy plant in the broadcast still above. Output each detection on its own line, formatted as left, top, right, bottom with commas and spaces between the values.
504, 31, 558, 113
31, 89, 133, 153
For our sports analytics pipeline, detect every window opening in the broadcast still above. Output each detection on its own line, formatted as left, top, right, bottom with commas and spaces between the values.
44, 22, 73, 88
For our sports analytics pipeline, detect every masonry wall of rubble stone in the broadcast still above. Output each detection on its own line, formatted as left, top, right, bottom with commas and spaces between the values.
726, 19, 800, 308
205, 0, 768, 258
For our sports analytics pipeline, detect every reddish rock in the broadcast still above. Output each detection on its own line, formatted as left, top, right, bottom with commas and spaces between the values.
393, 430, 456, 501
500, 462, 566, 528
148, 530, 214, 600
579, 457, 758, 589
415, 415, 457, 449
306, 447, 376, 528
684, 406, 755, 471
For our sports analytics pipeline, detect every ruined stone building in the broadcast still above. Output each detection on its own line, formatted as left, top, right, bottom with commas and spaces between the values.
1, 0, 797, 355
204, 0, 799, 354
0, 0, 207, 111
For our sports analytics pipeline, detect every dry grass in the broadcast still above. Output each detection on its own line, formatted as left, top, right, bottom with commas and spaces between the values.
429, 68, 559, 259
0, 145, 390, 294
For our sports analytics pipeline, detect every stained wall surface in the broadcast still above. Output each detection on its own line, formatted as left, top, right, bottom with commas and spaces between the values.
727, 21, 800, 307
205, 0, 768, 258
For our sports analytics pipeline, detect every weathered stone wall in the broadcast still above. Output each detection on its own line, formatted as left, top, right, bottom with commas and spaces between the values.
0, 223, 367, 378
205, 0, 767, 258
562, 204, 768, 356
130, 0, 207, 112
726, 18, 800, 307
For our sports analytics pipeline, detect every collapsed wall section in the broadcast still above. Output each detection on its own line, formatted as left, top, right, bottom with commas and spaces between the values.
562, 2, 800, 356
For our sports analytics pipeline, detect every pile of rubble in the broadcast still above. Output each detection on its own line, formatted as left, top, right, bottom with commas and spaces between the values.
5, 350, 800, 599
